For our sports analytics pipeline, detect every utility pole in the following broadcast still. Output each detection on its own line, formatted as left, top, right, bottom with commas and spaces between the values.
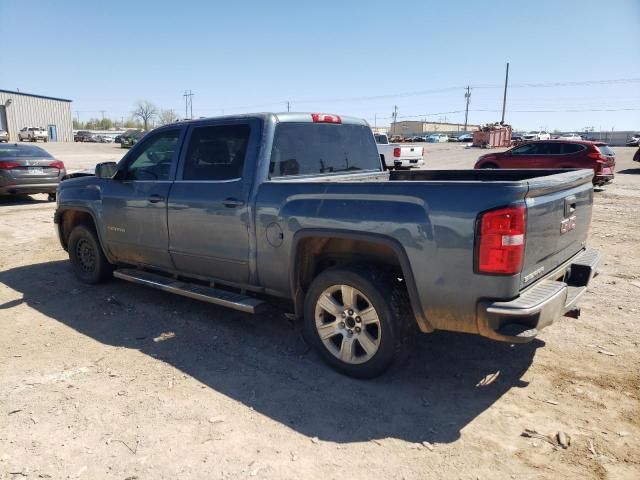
501, 62, 509, 124
374, 113, 377, 129
391, 105, 398, 135
286, 101, 290, 112
183, 90, 194, 119
463, 86, 471, 131
75, 111, 80, 124
99, 110, 105, 120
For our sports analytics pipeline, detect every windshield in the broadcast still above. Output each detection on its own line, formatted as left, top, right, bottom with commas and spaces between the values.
0, 145, 52, 158
270, 123, 381, 178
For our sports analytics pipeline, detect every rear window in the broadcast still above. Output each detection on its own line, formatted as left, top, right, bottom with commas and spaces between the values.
270, 123, 381, 178
596, 144, 615, 156
0, 145, 52, 158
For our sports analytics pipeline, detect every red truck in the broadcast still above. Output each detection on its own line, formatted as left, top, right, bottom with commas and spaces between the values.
474, 140, 615, 186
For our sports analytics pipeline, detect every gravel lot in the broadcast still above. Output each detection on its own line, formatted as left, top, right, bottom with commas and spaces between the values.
1, 143, 638, 479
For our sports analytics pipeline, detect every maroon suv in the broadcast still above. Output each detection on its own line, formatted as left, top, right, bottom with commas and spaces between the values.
474, 140, 615, 185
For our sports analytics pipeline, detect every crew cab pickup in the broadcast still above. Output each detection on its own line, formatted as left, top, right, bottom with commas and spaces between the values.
18, 127, 48, 142
55, 112, 600, 378
374, 133, 424, 169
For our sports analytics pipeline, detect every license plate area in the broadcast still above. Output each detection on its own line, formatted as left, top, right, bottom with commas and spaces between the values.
27, 167, 44, 174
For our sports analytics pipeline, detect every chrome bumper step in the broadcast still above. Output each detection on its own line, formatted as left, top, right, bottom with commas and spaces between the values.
113, 268, 266, 314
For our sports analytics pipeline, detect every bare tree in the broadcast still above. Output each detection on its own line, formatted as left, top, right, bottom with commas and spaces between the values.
158, 109, 178, 126
132, 100, 157, 131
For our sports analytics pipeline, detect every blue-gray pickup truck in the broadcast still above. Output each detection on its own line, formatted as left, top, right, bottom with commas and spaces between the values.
55, 113, 600, 378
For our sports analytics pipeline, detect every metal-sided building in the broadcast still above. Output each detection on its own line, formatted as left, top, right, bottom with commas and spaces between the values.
0, 89, 73, 142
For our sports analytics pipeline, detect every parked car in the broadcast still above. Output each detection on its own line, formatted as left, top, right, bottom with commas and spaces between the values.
0, 129, 8, 142
97, 135, 114, 143
120, 130, 145, 149
74, 131, 94, 142
55, 112, 600, 378
18, 127, 48, 142
408, 136, 425, 142
625, 134, 640, 147
0, 143, 66, 200
474, 140, 615, 186
374, 133, 424, 170
522, 131, 551, 141
457, 133, 474, 142
426, 134, 448, 143
557, 133, 583, 141
446, 135, 458, 142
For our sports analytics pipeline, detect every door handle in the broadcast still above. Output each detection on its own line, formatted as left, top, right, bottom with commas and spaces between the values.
148, 194, 164, 203
223, 198, 245, 208
564, 195, 577, 217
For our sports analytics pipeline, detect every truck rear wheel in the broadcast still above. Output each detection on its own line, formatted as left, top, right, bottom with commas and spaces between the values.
68, 224, 113, 284
304, 265, 413, 378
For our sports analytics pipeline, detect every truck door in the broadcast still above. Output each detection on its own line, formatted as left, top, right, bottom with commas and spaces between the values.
167, 118, 261, 284
100, 127, 184, 268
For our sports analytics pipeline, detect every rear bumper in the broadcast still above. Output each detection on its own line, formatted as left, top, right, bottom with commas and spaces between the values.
594, 174, 614, 186
476, 248, 601, 343
394, 158, 424, 168
0, 182, 59, 195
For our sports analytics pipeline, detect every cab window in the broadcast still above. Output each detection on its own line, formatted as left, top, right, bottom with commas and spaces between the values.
124, 129, 180, 181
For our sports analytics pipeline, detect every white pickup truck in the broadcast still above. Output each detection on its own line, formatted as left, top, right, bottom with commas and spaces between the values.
374, 133, 424, 170
522, 131, 551, 141
18, 127, 48, 142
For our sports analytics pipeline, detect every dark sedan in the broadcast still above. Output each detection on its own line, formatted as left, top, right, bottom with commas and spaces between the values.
0, 144, 66, 200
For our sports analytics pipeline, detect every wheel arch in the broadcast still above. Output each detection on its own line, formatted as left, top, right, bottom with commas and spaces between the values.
55, 207, 113, 262
289, 229, 432, 332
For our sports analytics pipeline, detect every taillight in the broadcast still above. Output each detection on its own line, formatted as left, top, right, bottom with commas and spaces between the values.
476, 205, 526, 275
393, 147, 401, 158
311, 113, 342, 124
587, 152, 606, 161
0, 161, 20, 169
49, 160, 65, 169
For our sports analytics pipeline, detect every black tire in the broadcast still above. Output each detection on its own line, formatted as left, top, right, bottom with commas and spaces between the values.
479, 162, 498, 169
303, 265, 414, 378
47, 193, 56, 202
68, 224, 113, 284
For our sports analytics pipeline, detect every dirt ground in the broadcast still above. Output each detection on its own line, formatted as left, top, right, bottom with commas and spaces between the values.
1, 143, 639, 479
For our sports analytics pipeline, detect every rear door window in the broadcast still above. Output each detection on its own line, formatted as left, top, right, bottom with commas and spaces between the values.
270, 123, 380, 178
182, 124, 250, 181
544, 143, 563, 155
560, 143, 585, 154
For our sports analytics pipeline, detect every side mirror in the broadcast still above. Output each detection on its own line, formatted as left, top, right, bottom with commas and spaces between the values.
95, 162, 118, 179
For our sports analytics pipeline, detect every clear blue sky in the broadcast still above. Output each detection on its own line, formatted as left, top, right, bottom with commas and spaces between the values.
1, 0, 639, 131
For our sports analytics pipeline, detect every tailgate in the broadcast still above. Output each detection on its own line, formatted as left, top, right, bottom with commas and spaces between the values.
399, 145, 423, 160
520, 170, 594, 289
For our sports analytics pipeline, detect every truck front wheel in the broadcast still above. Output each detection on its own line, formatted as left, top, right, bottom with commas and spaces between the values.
68, 224, 113, 284
304, 266, 413, 378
